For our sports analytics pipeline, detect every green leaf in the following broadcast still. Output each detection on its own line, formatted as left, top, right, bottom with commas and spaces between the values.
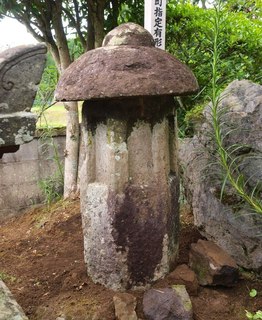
246, 310, 254, 319
254, 310, 262, 320
249, 289, 258, 298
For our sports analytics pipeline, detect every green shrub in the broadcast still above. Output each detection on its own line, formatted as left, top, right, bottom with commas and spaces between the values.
166, 0, 262, 135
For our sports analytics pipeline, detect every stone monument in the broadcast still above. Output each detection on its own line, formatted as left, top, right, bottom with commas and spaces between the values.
0, 44, 47, 158
55, 23, 198, 290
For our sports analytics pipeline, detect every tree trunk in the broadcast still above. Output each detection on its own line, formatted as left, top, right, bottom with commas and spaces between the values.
63, 102, 80, 197
111, 0, 120, 29
87, 1, 95, 50
52, 0, 80, 198
94, 1, 105, 47
88, 0, 106, 48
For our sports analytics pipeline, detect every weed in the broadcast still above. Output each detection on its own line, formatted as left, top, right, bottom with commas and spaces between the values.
36, 81, 64, 207
246, 310, 262, 320
0, 271, 16, 283
207, 0, 262, 216
245, 289, 262, 319
250, 289, 258, 298
38, 173, 63, 207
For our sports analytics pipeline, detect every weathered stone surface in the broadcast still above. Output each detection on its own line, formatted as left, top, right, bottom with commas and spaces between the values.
0, 44, 47, 113
80, 97, 180, 290
0, 44, 46, 156
189, 239, 239, 286
0, 113, 36, 147
113, 293, 138, 320
0, 280, 28, 320
55, 23, 198, 101
167, 264, 199, 296
179, 80, 262, 271
103, 22, 155, 47
143, 286, 193, 320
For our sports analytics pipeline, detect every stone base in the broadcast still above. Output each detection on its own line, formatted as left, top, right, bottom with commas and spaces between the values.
82, 179, 179, 290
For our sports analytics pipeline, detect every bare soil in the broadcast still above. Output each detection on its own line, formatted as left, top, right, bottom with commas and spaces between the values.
0, 199, 261, 320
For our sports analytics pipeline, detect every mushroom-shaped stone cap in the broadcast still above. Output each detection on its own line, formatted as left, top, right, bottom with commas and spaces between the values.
55, 23, 198, 101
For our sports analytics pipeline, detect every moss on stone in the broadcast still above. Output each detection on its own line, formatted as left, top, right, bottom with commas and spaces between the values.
172, 284, 192, 312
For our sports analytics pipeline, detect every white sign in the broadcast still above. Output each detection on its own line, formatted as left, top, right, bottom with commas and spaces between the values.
144, 0, 167, 50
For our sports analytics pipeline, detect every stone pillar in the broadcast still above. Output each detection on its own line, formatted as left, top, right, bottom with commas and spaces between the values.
80, 97, 180, 289
55, 22, 198, 290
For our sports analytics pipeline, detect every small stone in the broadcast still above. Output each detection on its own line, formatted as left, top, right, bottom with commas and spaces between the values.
113, 293, 138, 320
167, 264, 199, 296
143, 286, 193, 320
189, 239, 238, 286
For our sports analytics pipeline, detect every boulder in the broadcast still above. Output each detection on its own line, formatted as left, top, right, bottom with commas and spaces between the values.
167, 264, 199, 296
143, 286, 193, 320
0, 280, 28, 320
179, 80, 262, 271
113, 293, 138, 320
189, 239, 238, 286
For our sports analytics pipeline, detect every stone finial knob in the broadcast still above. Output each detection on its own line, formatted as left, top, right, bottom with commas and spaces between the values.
102, 22, 155, 47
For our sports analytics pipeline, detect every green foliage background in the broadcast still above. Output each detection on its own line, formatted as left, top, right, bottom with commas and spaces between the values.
165, 0, 262, 135
166, 1, 262, 97
34, 53, 58, 107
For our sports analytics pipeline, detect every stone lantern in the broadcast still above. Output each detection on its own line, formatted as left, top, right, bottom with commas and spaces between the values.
55, 23, 198, 290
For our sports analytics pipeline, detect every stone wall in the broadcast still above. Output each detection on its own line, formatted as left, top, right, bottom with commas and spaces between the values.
0, 133, 65, 222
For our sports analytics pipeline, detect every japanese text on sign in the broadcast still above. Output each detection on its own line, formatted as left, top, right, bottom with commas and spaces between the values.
144, 0, 166, 50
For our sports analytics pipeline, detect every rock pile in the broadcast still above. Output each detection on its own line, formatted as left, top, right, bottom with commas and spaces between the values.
111, 240, 238, 320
